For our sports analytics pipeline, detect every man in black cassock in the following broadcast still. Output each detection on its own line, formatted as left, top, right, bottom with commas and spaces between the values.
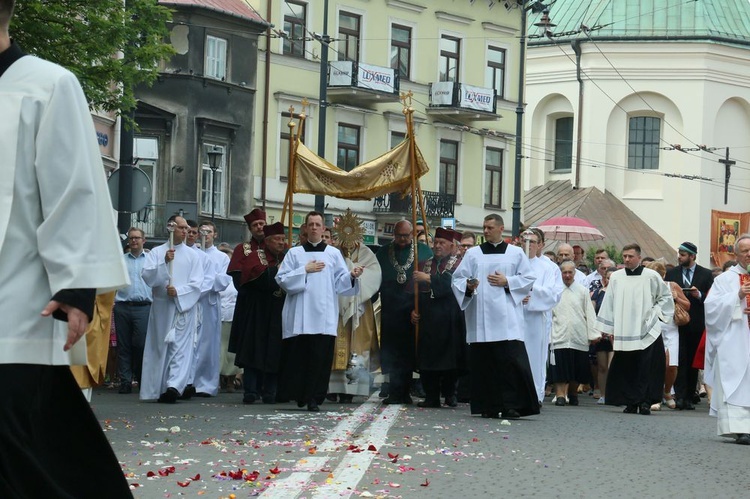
228, 222, 286, 404
411, 228, 467, 408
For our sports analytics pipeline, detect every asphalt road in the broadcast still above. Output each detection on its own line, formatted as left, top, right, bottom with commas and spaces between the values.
93, 388, 750, 498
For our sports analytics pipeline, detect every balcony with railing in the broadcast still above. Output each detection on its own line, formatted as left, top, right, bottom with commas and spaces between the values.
327, 61, 400, 105
426, 82, 500, 121
372, 191, 455, 218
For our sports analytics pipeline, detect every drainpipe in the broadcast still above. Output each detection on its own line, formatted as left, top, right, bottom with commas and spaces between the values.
571, 39, 583, 190
260, 0, 272, 210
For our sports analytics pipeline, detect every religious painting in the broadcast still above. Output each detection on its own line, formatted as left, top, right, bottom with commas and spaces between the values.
711, 210, 750, 267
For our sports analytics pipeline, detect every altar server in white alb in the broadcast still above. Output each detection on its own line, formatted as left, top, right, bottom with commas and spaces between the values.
276, 211, 364, 412
0, 1, 131, 494
452, 214, 538, 420
522, 228, 563, 405
704, 234, 750, 446
140, 215, 204, 403
596, 243, 673, 416
189, 221, 232, 397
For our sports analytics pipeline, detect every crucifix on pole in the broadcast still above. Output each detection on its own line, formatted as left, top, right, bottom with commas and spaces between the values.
718, 147, 735, 205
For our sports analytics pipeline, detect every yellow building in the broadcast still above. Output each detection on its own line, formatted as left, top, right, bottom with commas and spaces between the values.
247, 0, 525, 243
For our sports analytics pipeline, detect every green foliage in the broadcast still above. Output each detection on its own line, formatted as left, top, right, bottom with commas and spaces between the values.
11, 0, 174, 114
586, 244, 622, 265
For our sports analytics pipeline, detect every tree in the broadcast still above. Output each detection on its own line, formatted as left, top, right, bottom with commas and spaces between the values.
586, 244, 622, 265
11, 0, 174, 114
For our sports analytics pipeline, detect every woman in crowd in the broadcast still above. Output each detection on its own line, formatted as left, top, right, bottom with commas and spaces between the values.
591, 267, 616, 405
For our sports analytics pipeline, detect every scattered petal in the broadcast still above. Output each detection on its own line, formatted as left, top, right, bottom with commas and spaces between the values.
421, 479, 430, 487
367, 444, 377, 452
177, 480, 190, 487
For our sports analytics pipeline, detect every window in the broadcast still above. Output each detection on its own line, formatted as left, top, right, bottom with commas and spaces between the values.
391, 25, 411, 80
390, 131, 406, 149
279, 112, 305, 181
338, 12, 361, 62
486, 46, 505, 99
554, 117, 574, 170
205, 35, 227, 80
283, 1, 306, 57
628, 116, 660, 170
337, 124, 360, 171
439, 35, 460, 82
439, 139, 458, 197
201, 143, 226, 217
485, 147, 503, 208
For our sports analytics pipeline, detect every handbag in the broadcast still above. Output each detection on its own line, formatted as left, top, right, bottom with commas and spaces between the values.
672, 285, 690, 326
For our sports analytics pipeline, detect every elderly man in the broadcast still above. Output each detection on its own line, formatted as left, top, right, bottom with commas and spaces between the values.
276, 212, 363, 411
229, 222, 287, 404
705, 235, 750, 445
411, 228, 467, 408
556, 243, 587, 286
376, 220, 433, 404
452, 214, 537, 419
523, 228, 563, 406
140, 216, 204, 403
596, 243, 673, 415
550, 261, 599, 406
0, 2, 130, 492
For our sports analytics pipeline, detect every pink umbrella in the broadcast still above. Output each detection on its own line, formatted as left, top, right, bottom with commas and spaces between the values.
535, 216, 604, 242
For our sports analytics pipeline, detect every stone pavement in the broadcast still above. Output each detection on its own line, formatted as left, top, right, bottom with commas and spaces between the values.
93, 388, 750, 498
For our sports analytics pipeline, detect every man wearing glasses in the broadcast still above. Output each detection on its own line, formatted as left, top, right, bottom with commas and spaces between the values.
113, 228, 152, 394
140, 216, 205, 403
375, 220, 433, 404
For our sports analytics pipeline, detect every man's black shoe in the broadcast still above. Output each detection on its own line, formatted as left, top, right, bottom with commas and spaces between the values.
118, 383, 132, 394
243, 394, 257, 405
638, 403, 651, 415
568, 395, 579, 406
623, 404, 638, 414
444, 396, 458, 407
502, 409, 521, 419
382, 397, 403, 405
262, 395, 276, 404
158, 387, 179, 404
736, 434, 750, 445
417, 399, 440, 408
194, 392, 211, 398
481, 412, 500, 419
674, 399, 685, 410
684, 401, 696, 410
339, 394, 354, 403
307, 400, 320, 412
378, 382, 389, 398
325, 393, 338, 402
179, 385, 195, 400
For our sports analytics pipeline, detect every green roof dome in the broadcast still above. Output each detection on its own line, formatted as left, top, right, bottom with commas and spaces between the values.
530, 0, 750, 46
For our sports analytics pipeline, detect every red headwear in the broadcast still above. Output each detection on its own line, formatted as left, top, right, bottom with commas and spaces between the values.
243, 208, 266, 227
434, 227, 453, 242
263, 222, 285, 237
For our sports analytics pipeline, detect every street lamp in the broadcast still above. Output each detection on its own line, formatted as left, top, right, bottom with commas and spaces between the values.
206, 146, 223, 223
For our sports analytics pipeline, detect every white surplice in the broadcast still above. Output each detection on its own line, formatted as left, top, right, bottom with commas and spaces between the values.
595, 267, 673, 351
452, 244, 535, 343
276, 244, 359, 338
140, 242, 204, 400
704, 265, 750, 436
192, 246, 231, 395
524, 256, 563, 401
0, 56, 128, 366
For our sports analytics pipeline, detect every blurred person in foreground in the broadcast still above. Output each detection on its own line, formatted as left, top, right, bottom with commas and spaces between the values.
0, 0, 130, 494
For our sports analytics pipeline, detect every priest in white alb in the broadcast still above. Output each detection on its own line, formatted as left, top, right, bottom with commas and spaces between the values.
452, 214, 537, 419
140, 216, 204, 403
704, 234, 750, 445
522, 228, 563, 405
596, 243, 673, 415
276, 211, 363, 411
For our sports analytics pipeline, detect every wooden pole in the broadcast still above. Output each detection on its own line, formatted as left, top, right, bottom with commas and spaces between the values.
404, 97, 420, 349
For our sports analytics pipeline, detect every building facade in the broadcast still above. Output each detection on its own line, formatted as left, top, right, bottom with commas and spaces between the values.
248, 0, 526, 244
523, 0, 750, 264
132, 0, 268, 243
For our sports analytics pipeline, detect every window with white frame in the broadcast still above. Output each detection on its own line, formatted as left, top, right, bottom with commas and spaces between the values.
554, 117, 574, 170
486, 46, 505, 99
205, 35, 227, 80
337, 124, 360, 171
628, 116, 660, 170
439, 35, 460, 82
201, 143, 227, 217
338, 12, 361, 62
391, 24, 411, 80
283, 1, 306, 57
484, 147, 503, 208
439, 139, 459, 197
390, 131, 406, 149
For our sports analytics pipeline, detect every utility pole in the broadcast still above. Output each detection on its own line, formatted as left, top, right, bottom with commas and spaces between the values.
314, 0, 329, 215
511, 3, 527, 238
718, 147, 735, 205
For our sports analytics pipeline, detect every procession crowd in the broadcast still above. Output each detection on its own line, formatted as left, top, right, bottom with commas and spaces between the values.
107, 209, 750, 450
